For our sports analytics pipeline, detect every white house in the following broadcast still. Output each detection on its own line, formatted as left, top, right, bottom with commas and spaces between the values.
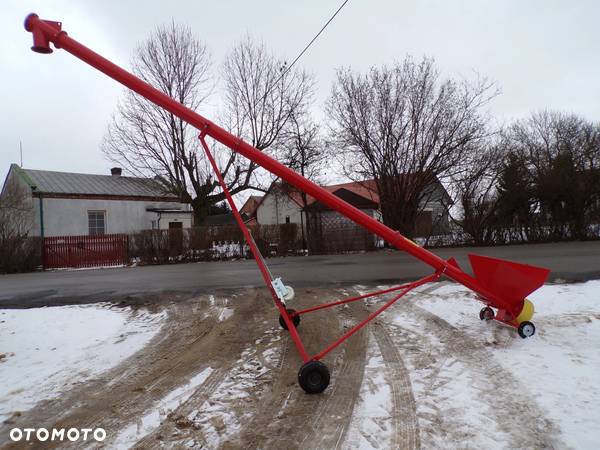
251, 178, 451, 237
1, 164, 192, 238
255, 185, 307, 227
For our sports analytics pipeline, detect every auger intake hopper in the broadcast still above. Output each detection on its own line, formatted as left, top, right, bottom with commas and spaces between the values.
469, 254, 550, 314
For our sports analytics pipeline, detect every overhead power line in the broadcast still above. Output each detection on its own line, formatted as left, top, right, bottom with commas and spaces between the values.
261, 0, 350, 99
278, 0, 350, 81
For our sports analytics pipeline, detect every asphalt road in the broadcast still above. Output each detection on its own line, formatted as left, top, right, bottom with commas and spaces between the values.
1, 241, 599, 307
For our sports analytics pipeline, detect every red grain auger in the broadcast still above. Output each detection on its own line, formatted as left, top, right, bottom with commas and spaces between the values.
24, 14, 550, 393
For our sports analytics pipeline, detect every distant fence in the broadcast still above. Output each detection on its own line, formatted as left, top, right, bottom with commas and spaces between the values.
4, 219, 600, 274
43, 234, 129, 269
307, 212, 376, 254
128, 224, 303, 265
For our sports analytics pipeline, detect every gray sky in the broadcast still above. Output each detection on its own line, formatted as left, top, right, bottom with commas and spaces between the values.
2, 0, 599, 186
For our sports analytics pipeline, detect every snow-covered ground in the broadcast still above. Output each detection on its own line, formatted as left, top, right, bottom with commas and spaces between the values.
0, 304, 166, 422
186, 328, 282, 446
345, 334, 394, 449
349, 280, 600, 449
112, 367, 214, 449
1, 282, 598, 448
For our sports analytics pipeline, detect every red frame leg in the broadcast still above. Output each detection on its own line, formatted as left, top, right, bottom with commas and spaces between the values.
199, 135, 309, 361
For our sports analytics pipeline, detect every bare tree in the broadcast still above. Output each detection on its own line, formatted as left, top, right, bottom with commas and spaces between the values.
221, 36, 314, 197
0, 178, 34, 239
451, 141, 503, 245
279, 112, 326, 182
0, 178, 38, 273
327, 56, 497, 237
103, 22, 260, 224
276, 111, 327, 246
505, 111, 600, 239
222, 36, 313, 151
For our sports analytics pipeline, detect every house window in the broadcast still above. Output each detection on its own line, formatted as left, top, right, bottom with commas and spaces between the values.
151, 220, 157, 230
285, 215, 291, 224
88, 211, 106, 235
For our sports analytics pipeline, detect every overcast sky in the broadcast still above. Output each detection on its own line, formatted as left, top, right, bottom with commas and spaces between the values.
2, 0, 599, 187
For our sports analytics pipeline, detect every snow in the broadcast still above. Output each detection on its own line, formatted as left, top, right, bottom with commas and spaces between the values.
49, 264, 127, 272
2, 280, 598, 448
494, 283, 600, 450
187, 327, 282, 447
0, 304, 165, 422
217, 307, 234, 322
112, 367, 213, 449
345, 333, 393, 449
384, 280, 600, 450
207, 295, 234, 322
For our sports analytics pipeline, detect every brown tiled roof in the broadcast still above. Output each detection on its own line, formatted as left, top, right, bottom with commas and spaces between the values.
282, 180, 379, 207
240, 195, 263, 216
258, 174, 447, 211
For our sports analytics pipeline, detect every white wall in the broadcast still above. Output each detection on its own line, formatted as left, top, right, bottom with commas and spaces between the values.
256, 191, 304, 226
30, 198, 190, 237
156, 211, 193, 230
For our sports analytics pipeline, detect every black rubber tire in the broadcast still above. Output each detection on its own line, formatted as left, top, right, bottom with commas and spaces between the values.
279, 308, 300, 330
518, 321, 536, 338
479, 306, 495, 321
298, 360, 330, 394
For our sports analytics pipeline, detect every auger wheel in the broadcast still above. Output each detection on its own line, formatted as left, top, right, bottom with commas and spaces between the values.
279, 309, 301, 330
298, 360, 330, 394
518, 321, 536, 338
479, 306, 495, 321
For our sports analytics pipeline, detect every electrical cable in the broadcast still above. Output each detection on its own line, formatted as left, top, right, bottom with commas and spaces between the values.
263, 0, 350, 98
278, 0, 350, 81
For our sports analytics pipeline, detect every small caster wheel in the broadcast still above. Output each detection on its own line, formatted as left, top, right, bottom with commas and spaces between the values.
279, 308, 300, 330
479, 306, 495, 321
518, 321, 536, 338
298, 360, 330, 394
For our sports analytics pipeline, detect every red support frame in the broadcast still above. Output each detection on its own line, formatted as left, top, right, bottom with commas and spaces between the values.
23, 14, 551, 375
309, 271, 441, 361
200, 131, 440, 363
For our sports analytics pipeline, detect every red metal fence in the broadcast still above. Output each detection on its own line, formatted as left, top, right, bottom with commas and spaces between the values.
43, 234, 129, 269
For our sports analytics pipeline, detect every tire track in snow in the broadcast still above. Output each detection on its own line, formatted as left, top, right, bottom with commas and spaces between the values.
370, 319, 421, 450
390, 283, 566, 449
230, 288, 368, 450
131, 367, 227, 449
223, 332, 291, 449
339, 286, 421, 450
0, 289, 274, 450
300, 304, 369, 450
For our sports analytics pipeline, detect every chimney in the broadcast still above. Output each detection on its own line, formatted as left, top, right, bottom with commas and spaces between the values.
111, 167, 122, 176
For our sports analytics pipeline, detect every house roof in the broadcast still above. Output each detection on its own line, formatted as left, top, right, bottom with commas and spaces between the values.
11, 164, 177, 200
313, 180, 379, 206
260, 175, 450, 211
266, 180, 379, 208
240, 195, 263, 217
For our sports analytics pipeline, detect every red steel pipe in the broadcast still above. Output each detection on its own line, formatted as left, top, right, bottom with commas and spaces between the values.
23, 13, 508, 308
